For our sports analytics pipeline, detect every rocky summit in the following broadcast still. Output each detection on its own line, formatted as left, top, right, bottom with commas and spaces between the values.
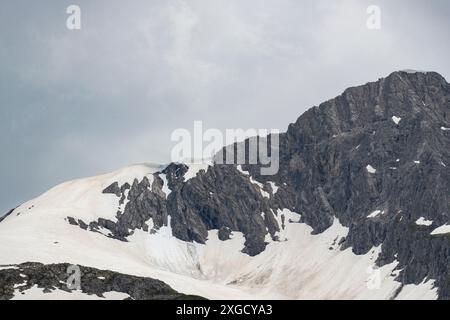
1, 70, 449, 300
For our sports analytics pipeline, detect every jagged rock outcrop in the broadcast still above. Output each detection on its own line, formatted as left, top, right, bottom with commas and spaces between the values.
97, 163, 280, 255
247, 71, 450, 298
0, 262, 204, 300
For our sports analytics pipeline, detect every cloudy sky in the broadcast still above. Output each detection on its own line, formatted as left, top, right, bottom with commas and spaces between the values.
1, 0, 449, 214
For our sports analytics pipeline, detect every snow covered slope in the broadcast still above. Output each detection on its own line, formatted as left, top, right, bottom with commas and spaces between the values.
0, 163, 437, 300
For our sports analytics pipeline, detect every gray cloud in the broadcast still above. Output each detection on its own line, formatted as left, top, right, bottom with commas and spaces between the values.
1, 0, 449, 214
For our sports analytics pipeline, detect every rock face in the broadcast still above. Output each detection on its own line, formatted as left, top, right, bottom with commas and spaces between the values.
100, 71, 450, 298
0, 262, 204, 300
252, 71, 450, 299
97, 163, 281, 256
281, 71, 450, 297
2, 70, 450, 299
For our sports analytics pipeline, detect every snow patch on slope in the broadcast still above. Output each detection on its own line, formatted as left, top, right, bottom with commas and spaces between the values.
160, 174, 172, 197
366, 165, 377, 174
368, 210, 384, 218
236, 165, 249, 176
431, 225, 450, 236
396, 280, 438, 300
416, 217, 433, 227
392, 116, 402, 125
268, 182, 279, 194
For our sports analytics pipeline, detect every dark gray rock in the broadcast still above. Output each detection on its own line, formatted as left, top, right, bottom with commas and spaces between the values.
102, 182, 121, 197
0, 262, 204, 300
67, 216, 78, 226
218, 226, 232, 241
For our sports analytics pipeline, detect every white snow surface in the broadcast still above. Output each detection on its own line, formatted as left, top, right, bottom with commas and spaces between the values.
396, 280, 437, 300
367, 210, 384, 219
0, 164, 438, 300
441, 127, 450, 131
366, 165, 377, 174
415, 217, 433, 227
392, 116, 402, 125
431, 225, 450, 236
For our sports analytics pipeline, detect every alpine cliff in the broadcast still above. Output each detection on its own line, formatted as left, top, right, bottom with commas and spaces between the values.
1, 70, 449, 300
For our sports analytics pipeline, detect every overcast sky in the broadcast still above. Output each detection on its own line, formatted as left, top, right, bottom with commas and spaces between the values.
1, 0, 449, 214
